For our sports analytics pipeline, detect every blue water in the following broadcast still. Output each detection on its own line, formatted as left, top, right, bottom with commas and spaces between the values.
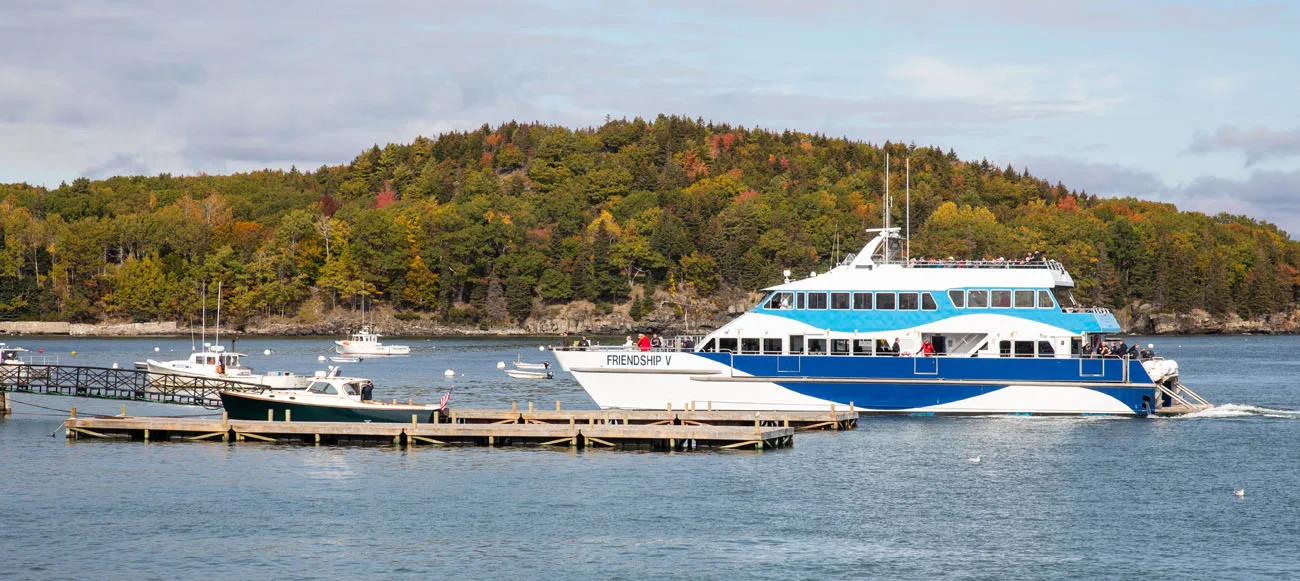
2, 335, 1299, 580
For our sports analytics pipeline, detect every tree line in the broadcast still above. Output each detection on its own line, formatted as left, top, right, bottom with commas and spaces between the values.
1, 115, 1296, 326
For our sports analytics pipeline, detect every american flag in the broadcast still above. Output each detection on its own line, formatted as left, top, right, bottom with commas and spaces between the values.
439, 390, 452, 410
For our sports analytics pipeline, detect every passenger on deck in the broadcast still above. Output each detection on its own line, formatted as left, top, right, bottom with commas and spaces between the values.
891, 337, 901, 356
623, 336, 634, 348
650, 334, 663, 350
637, 333, 651, 352
1128, 344, 1141, 359
921, 339, 935, 356
361, 382, 374, 401
1117, 340, 1128, 357
682, 336, 695, 351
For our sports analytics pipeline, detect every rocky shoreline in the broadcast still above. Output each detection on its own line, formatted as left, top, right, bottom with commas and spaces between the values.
3, 298, 1298, 337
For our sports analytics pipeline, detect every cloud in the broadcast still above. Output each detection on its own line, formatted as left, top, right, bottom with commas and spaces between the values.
1189, 125, 1300, 166
1011, 154, 1300, 237
1010, 155, 1163, 195
887, 57, 1126, 117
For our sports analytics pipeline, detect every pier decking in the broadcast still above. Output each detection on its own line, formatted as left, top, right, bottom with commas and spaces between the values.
63, 409, 806, 451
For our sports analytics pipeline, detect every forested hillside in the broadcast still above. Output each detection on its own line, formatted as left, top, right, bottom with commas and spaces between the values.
1, 116, 1296, 327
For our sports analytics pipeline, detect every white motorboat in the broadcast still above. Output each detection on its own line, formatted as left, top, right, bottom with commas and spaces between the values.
334, 325, 410, 356
505, 368, 553, 380
511, 357, 551, 371
145, 345, 314, 389
330, 356, 363, 363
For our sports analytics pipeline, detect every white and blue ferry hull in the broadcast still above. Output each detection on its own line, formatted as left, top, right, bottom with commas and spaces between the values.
554, 350, 1160, 416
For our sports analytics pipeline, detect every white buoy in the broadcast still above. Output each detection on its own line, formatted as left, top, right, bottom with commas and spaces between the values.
112, 362, 119, 369
1234, 489, 1245, 497
264, 349, 271, 356
154, 347, 160, 352
496, 361, 506, 369
318, 355, 326, 362
444, 369, 455, 377
538, 345, 544, 351
968, 456, 981, 463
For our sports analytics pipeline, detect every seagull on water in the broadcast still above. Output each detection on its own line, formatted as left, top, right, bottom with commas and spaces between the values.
968, 456, 981, 463
1233, 489, 1245, 498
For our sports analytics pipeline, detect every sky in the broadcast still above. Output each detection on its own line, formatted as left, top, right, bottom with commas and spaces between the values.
2, 0, 1298, 235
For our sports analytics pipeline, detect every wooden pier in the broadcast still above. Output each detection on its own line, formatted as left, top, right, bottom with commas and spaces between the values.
449, 401, 859, 431
63, 409, 801, 451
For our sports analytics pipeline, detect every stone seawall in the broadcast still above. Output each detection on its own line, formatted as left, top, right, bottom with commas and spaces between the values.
2, 321, 179, 336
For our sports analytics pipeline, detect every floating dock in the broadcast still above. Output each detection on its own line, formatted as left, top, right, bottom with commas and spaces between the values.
449, 401, 859, 431
60, 406, 848, 451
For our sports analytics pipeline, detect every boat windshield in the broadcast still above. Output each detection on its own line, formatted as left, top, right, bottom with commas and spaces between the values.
308, 381, 337, 395
343, 383, 363, 396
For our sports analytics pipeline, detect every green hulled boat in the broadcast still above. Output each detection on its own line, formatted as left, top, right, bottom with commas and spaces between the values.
220, 378, 446, 423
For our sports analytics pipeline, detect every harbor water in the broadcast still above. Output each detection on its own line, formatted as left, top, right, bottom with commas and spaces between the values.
2, 335, 1298, 579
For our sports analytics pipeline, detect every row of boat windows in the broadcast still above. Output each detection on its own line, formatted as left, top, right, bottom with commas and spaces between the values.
764, 289, 1059, 312
699, 336, 1058, 357
764, 291, 939, 311
949, 289, 1056, 309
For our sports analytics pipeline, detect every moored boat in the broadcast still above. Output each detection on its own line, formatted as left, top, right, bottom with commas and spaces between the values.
504, 368, 553, 380
145, 345, 312, 389
220, 377, 449, 423
334, 326, 411, 356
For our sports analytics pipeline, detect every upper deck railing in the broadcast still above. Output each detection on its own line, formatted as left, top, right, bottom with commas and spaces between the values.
903, 258, 1067, 273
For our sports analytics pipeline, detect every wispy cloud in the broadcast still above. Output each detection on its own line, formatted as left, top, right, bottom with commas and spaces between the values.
1189, 125, 1300, 166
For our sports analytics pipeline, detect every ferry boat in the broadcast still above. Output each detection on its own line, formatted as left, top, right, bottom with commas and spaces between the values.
334, 326, 411, 356
552, 228, 1210, 416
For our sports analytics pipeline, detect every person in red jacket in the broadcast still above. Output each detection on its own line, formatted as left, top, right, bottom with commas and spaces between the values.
637, 333, 652, 352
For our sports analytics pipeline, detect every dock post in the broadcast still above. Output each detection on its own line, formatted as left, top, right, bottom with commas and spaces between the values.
1, 391, 9, 416
285, 409, 291, 422
528, 401, 534, 412
555, 400, 561, 411
314, 433, 320, 446
488, 435, 495, 447
120, 404, 127, 417
143, 429, 149, 443
708, 401, 712, 411
412, 414, 418, 427
267, 409, 273, 422
512, 401, 517, 412
71, 407, 77, 419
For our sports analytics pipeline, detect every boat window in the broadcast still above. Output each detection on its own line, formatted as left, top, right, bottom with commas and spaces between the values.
1037, 341, 1055, 357
853, 292, 872, 310
968, 290, 988, 308
898, 292, 919, 310
718, 338, 738, 353
991, 290, 1012, 308
830, 292, 850, 310
1014, 290, 1035, 308
765, 292, 794, 310
699, 339, 716, 352
1014, 341, 1035, 358
1051, 286, 1077, 309
797, 293, 806, 309
831, 339, 850, 355
876, 339, 893, 355
789, 335, 804, 354
853, 339, 872, 355
1070, 337, 1082, 355
1037, 290, 1055, 309
922, 293, 938, 311
762, 338, 782, 354
808, 338, 827, 354
344, 383, 362, 396
308, 381, 330, 393
741, 338, 760, 354
875, 293, 895, 310
807, 292, 828, 309
948, 289, 965, 308
998, 340, 1011, 357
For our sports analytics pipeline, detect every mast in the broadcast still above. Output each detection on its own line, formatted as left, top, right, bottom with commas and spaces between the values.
200, 283, 206, 350
883, 151, 891, 262
906, 157, 911, 262
215, 280, 222, 348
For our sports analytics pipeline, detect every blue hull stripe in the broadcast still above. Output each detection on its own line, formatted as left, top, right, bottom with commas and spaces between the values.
771, 381, 1152, 413
696, 353, 1154, 384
